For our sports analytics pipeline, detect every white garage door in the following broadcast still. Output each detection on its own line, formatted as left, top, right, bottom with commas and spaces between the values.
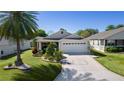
60, 42, 88, 54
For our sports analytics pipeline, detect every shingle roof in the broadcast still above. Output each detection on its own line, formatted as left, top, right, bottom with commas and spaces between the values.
85, 27, 124, 40
64, 34, 82, 39
44, 29, 72, 40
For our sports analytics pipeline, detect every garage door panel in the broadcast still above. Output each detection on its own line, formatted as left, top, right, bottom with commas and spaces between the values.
60, 42, 88, 54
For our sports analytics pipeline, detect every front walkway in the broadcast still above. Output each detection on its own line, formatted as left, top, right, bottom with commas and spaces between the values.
55, 55, 124, 81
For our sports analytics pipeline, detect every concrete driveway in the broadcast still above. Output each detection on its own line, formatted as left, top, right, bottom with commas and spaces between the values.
55, 55, 124, 81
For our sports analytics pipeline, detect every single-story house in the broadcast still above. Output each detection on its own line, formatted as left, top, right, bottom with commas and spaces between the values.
36, 29, 89, 54
0, 38, 31, 58
86, 27, 124, 52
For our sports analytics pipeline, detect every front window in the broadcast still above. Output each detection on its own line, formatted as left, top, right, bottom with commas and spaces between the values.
100, 40, 104, 45
116, 40, 124, 46
107, 40, 115, 46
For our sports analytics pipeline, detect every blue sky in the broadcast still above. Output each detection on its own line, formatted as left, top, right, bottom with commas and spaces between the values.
37, 11, 124, 34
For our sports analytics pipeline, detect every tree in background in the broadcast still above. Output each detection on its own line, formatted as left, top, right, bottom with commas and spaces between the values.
0, 11, 38, 68
105, 24, 124, 31
76, 28, 98, 38
116, 24, 124, 28
35, 29, 48, 37
59, 28, 67, 31
105, 25, 115, 31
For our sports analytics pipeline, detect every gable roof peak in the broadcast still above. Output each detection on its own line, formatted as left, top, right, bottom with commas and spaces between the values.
45, 28, 71, 40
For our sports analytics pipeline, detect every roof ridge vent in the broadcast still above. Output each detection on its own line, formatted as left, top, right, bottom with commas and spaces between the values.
61, 31, 63, 34
59, 28, 66, 34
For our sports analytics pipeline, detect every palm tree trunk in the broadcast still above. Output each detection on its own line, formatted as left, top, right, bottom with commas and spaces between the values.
15, 38, 23, 66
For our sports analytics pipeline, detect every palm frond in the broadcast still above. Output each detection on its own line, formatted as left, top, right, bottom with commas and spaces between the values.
0, 11, 38, 40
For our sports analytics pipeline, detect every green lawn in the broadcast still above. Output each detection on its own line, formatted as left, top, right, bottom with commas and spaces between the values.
0, 50, 62, 81
96, 53, 124, 76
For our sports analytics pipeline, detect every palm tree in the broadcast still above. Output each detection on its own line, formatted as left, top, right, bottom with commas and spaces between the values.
0, 11, 38, 68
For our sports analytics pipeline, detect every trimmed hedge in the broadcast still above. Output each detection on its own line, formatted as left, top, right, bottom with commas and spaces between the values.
105, 47, 123, 53
90, 48, 106, 56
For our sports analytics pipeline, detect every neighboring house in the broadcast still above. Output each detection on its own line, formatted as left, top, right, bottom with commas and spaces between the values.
0, 38, 31, 58
86, 27, 124, 52
36, 29, 89, 54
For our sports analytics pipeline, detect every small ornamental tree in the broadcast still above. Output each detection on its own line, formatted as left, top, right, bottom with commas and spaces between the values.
44, 42, 57, 58
43, 43, 63, 62
54, 50, 63, 62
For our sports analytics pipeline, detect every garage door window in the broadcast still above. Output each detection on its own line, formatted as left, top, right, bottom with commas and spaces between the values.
1, 50, 4, 55
63, 43, 86, 45
63, 43, 66, 45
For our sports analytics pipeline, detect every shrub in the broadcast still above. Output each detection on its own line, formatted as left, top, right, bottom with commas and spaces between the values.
105, 47, 115, 52
54, 50, 63, 62
45, 42, 57, 57
42, 43, 58, 61
42, 43, 63, 62
33, 51, 43, 57
42, 48, 46, 54
90, 48, 106, 56
32, 47, 38, 54
105, 47, 123, 53
48, 56, 54, 61
118, 47, 123, 52
8, 63, 12, 67
43, 52, 48, 59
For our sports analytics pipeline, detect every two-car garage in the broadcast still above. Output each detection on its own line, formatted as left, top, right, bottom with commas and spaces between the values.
60, 39, 89, 54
